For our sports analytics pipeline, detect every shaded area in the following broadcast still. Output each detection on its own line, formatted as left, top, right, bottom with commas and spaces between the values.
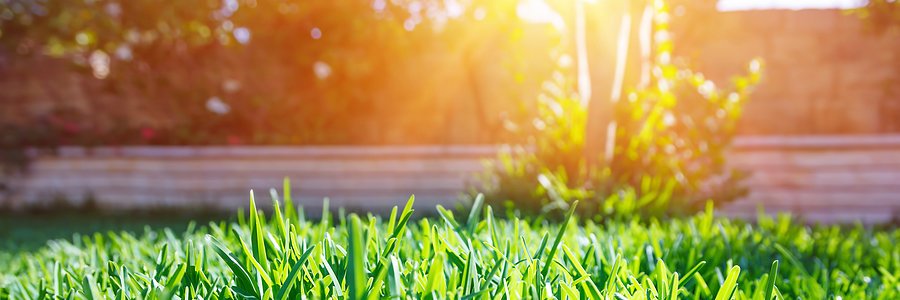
0, 211, 230, 253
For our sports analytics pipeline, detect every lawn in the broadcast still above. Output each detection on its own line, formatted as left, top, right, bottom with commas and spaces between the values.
0, 211, 228, 254
1, 190, 898, 299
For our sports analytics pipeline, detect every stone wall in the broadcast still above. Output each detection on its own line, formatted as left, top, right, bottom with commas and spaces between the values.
675, 9, 900, 135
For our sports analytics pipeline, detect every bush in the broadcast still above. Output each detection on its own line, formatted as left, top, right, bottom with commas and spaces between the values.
1, 184, 899, 298
853, 0, 900, 32
476, 1, 761, 219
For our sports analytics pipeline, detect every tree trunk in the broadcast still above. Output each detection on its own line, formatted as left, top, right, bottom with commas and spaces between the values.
581, 0, 652, 166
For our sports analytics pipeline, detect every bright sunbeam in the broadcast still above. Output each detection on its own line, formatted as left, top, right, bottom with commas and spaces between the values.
517, 0, 565, 30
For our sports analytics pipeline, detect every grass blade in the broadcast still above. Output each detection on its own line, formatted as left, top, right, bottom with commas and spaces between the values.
714, 265, 740, 300
540, 200, 578, 277
764, 260, 779, 300
346, 214, 367, 299
275, 246, 315, 300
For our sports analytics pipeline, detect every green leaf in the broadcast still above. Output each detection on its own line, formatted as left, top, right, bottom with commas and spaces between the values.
275, 246, 315, 300
81, 274, 102, 300
714, 265, 740, 300
346, 214, 366, 300
466, 193, 485, 233
282, 177, 296, 223
764, 260, 779, 300
425, 252, 446, 295
540, 200, 578, 277
249, 191, 269, 273
207, 235, 258, 298
677, 261, 706, 289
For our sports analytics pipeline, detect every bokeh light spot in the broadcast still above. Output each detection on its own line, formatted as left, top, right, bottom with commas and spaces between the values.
233, 27, 251, 44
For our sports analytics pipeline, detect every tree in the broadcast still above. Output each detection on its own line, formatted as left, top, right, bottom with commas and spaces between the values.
578, 0, 653, 166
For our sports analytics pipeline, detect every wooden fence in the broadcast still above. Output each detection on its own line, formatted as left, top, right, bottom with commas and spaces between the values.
8, 146, 492, 214
724, 135, 900, 223
5, 135, 900, 223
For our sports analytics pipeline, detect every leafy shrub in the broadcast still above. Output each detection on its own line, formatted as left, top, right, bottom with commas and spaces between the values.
852, 0, 900, 32
476, 2, 762, 218
2, 184, 899, 298
476, 70, 589, 216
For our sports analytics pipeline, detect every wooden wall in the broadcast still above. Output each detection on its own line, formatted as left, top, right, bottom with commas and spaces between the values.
9, 146, 491, 213
724, 135, 900, 223
5, 135, 900, 223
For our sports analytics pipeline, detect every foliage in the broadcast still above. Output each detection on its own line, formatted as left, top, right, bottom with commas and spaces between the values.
477, 1, 761, 218
2, 183, 899, 298
477, 69, 589, 216
0, 0, 543, 146
606, 1, 761, 214
852, 0, 900, 33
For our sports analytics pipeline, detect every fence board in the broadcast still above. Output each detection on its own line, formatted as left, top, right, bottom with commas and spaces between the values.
745, 170, 900, 188
30, 158, 487, 173
21, 175, 471, 191
730, 150, 900, 170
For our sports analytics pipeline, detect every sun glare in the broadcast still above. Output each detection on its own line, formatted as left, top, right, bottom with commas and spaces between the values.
718, 0, 865, 11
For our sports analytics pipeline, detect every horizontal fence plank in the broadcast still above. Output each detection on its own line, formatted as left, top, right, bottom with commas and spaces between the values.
24, 192, 459, 213
723, 199, 900, 211
744, 170, 900, 188
733, 135, 900, 150
19, 187, 463, 199
37, 145, 500, 159
730, 150, 900, 169
29, 158, 487, 174
21, 176, 470, 193
718, 209, 896, 225
27, 135, 900, 158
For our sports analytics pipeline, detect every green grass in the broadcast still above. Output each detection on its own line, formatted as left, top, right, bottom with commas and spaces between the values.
1, 182, 898, 299
0, 211, 228, 253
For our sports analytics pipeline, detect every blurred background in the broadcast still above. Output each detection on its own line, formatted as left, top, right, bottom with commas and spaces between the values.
1, 0, 899, 250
